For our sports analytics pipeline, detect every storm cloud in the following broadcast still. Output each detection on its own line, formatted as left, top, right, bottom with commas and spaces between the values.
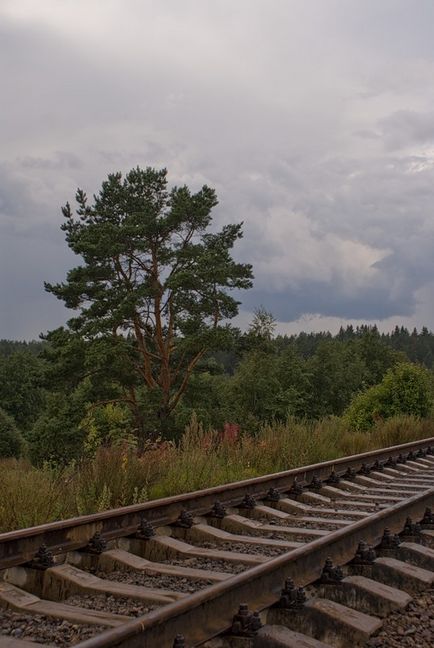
2, 0, 434, 338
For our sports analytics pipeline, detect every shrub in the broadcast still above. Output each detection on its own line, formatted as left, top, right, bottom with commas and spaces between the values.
80, 403, 137, 456
0, 408, 24, 458
344, 363, 433, 431
27, 391, 87, 465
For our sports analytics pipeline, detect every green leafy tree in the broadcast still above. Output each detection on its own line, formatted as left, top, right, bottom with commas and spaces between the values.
228, 351, 286, 427
344, 362, 433, 431
0, 351, 46, 430
0, 408, 24, 458
45, 166, 252, 439
305, 340, 366, 418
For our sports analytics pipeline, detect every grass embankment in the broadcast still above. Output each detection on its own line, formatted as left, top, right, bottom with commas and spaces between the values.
1, 415, 433, 533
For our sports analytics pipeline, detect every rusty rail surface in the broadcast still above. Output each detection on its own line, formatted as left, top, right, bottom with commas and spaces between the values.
1, 436, 433, 569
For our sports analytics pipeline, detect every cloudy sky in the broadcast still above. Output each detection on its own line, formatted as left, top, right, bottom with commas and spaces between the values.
2, 0, 434, 339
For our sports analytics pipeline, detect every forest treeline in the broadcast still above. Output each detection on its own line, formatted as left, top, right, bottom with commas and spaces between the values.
1, 167, 434, 466
1, 321, 434, 465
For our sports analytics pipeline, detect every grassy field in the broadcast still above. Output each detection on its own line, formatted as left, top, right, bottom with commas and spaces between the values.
1, 414, 433, 533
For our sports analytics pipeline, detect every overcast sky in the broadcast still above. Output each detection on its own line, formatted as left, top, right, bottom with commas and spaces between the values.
2, 0, 434, 339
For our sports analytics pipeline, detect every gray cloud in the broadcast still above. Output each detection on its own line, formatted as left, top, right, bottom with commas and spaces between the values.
1, 1, 434, 338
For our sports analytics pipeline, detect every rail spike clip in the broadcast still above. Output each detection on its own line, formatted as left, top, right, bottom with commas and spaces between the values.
174, 510, 194, 528
400, 516, 422, 540
136, 518, 156, 540
343, 467, 356, 481
85, 531, 107, 555
351, 540, 376, 566
209, 501, 227, 519
28, 543, 54, 570
278, 577, 307, 610
377, 528, 401, 555
326, 471, 340, 485
239, 494, 257, 509
421, 507, 434, 529
359, 463, 371, 476
288, 479, 304, 499
319, 557, 344, 584
308, 476, 322, 491
265, 487, 281, 502
231, 603, 262, 637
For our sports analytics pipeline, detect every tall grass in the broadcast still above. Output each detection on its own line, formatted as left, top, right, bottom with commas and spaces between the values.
1, 414, 433, 532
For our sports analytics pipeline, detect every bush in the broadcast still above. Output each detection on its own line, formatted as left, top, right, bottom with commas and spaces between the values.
0, 408, 24, 458
344, 363, 433, 431
27, 392, 86, 465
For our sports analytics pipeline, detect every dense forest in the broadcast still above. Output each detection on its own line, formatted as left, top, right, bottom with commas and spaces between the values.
1, 321, 434, 465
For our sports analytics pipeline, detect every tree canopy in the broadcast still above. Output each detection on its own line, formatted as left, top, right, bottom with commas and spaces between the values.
45, 167, 253, 438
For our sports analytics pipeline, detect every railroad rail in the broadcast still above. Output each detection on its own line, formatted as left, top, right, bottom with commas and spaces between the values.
1, 436, 434, 648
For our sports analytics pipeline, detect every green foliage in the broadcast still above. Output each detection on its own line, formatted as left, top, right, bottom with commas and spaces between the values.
305, 340, 367, 418
0, 351, 46, 430
45, 166, 252, 439
344, 362, 433, 430
0, 339, 45, 357
0, 408, 24, 458
80, 403, 137, 455
27, 386, 89, 465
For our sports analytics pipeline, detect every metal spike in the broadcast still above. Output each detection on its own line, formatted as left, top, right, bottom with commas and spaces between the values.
231, 603, 262, 637
308, 476, 322, 491
278, 577, 307, 610
174, 510, 194, 528
136, 518, 156, 539
288, 480, 304, 499
319, 557, 344, 584
343, 467, 356, 481
265, 487, 281, 502
239, 494, 257, 509
400, 516, 422, 540
359, 463, 371, 476
326, 471, 340, 485
85, 531, 107, 554
377, 528, 401, 555
27, 544, 54, 570
420, 507, 434, 529
351, 540, 376, 565
209, 501, 227, 518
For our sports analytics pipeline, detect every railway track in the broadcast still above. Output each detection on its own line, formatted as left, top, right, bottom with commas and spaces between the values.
1, 437, 434, 648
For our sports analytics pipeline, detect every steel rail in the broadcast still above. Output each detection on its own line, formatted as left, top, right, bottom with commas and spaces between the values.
75, 486, 434, 648
1, 436, 433, 570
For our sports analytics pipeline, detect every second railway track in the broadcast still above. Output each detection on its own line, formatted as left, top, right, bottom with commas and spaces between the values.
2, 437, 434, 648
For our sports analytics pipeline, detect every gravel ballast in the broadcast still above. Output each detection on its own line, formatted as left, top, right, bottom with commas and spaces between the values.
161, 557, 247, 574
365, 588, 434, 648
195, 540, 288, 556
95, 569, 213, 593
0, 608, 104, 646
65, 593, 155, 617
